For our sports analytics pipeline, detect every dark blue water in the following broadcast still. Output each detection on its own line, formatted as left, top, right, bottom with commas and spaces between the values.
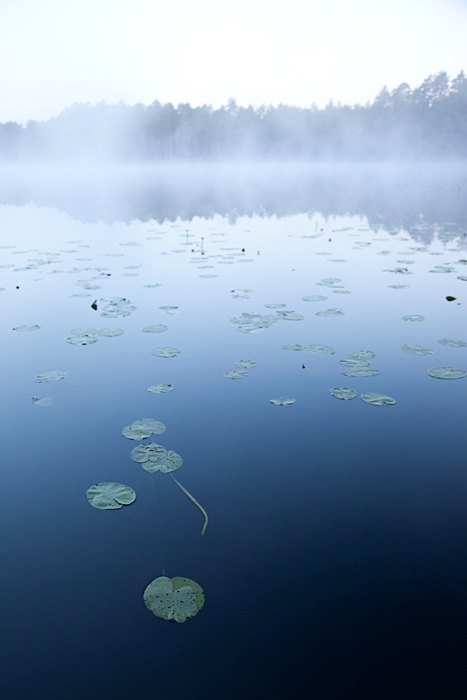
1, 166, 467, 699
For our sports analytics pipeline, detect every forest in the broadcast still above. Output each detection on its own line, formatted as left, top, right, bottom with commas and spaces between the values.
0, 71, 466, 161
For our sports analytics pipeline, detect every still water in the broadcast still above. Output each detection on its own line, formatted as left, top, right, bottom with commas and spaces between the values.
1, 164, 467, 699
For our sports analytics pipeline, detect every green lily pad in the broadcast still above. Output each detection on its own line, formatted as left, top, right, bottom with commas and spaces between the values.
147, 384, 174, 393
278, 312, 305, 321
348, 350, 376, 359
341, 367, 380, 377
401, 345, 435, 355
159, 306, 178, 314
234, 360, 256, 368
13, 325, 40, 331
142, 325, 168, 333
428, 367, 467, 380
86, 482, 136, 509
122, 418, 166, 440
66, 336, 99, 345
270, 397, 296, 405
401, 315, 425, 322
224, 370, 248, 379
237, 324, 267, 333
143, 576, 204, 623
31, 396, 53, 407
97, 328, 124, 336
130, 443, 167, 464
388, 284, 410, 289
303, 345, 336, 354
302, 295, 327, 302
70, 327, 97, 336
264, 303, 286, 308
34, 370, 68, 383
339, 358, 370, 367
330, 388, 357, 400
361, 392, 396, 406
316, 308, 345, 317
150, 347, 180, 358
437, 338, 466, 348
282, 344, 305, 351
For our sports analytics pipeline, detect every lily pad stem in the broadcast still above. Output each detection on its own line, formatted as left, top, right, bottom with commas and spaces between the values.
170, 474, 208, 535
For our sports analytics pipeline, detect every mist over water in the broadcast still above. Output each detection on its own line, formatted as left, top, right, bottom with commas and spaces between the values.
1, 161, 467, 700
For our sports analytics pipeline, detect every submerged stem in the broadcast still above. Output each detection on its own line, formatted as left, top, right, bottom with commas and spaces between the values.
170, 474, 208, 536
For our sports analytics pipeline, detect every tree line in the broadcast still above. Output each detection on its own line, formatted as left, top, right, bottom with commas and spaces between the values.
0, 71, 466, 161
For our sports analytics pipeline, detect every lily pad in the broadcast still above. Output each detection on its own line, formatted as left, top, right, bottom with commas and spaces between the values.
330, 388, 357, 400
270, 397, 296, 405
66, 336, 98, 345
316, 308, 345, 317
143, 324, 168, 333
302, 295, 327, 302
70, 327, 97, 336
147, 384, 174, 393
303, 345, 336, 354
34, 370, 68, 383
282, 344, 305, 351
361, 392, 396, 406
97, 328, 124, 336
234, 360, 256, 368
401, 315, 425, 322
264, 303, 286, 308
401, 345, 435, 355
31, 397, 53, 407
224, 370, 248, 379
130, 443, 167, 464
437, 338, 466, 348
13, 325, 40, 331
143, 576, 205, 623
278, 312, 305, 321
122, 418, 166, 440
341, 367, 380, 377
348, 350, 376, 359
86, 482, 136, 509
428, 367, 467, 380
159, 306, 178, 314
339, 358, 370, 367
151, 347, 180, 358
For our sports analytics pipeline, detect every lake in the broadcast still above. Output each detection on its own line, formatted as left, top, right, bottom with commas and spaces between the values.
1, 162, 467, 699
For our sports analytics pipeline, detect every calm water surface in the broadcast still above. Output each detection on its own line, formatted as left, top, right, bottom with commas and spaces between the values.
1, 164, 467, 699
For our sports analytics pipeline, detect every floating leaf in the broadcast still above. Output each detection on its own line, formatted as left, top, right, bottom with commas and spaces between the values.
122, 418, 166, 440
330, 388, 357, 400
31, 396, 53, 407
142, 324, 168, 334
86, 482, 136, 509
224, 370, 248, 379
13, 325, 40, 331
150, 347, 180, 358
137, 446, 183, 473
278, 312, 304, 321
316, 308, 345, 317
69, 327, 97, 336
264, 303, 286, 308
130, 443, 167, 464
303, 345, 336, 354
446, 296, 457, 302
361, 392, 396, 406
401, 345, 435, 355
97, 328, 124, 336
282, 344, 305, 351
341, 367, 380, 377
147, 384, 174, 393
401, 315, 425, 322
348, 350, 376, 359
159, 306, 178, 314
437, 338, 466, 348
428, 367, 467, 380
143, 576, 204, 623
34, 370, 68, 383
234, 360, 256, 368
339, 358, 370, 367
237, 324, 267, 333
270, 397, 296, 405
302, 295, 327, 302
66, 336, 98, 345
388, 284, 410, 289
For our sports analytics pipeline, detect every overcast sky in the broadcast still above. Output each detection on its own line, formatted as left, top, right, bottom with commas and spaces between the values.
0, 0, 465, 123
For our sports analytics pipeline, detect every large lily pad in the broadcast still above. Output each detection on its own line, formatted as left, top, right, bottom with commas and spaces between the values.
86, 482, 136, 509
122, 418, 166, 440
66, 335, 98, 345
151, 347, 180, 358
142, 325, 168, 333
341, 367, 380, 377
147, 384, 174, 393
234, 360, 256, 368
401, 345, 435, 355
339, 358, 370, 367
270, 397, 296, 405
428, 367, 467, 380
361, 392, 396, 406
330, 388, 357, 400
437, 338, 466, 348
303, 345, 336, 354
224, 370, 248, 379
348, 350, 376, 359
143, 576, 204, 623
97, 328, 124, 337
34, 370, 68, 383
130, 443, 167, 464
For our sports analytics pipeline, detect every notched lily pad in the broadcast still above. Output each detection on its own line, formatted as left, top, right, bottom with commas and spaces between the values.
282, 344, 305, 351
270, 397, 296, 405
97, 328, 124, 336
401, 345, 435, 355
234, 360, 256, 368
341, 367, 380, 377
401, 315, 425, 322
224, 370, 248, 379
70, 327, 97, 336
31, 396, 53, 407
122, 418, 166, 440
348, 350, 376, 359
361, 392, 396, 406
437, 338, 466, 348
330, 388, 357, 400
66, 336, 98, 345
428, 367, 467, 380
302, 295, 327, 302
316, 308, 345, 317
142, 325, 168, 333
34, 370, 68, 383
13, 325, 40, 331
147, 384, 174, 393
303, 345, 336, 354
151, 347, 180, 358
86, 482, 136, 509
143, 576, 204, 623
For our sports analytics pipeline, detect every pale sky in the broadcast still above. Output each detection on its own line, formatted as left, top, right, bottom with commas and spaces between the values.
0, 0, 465, 123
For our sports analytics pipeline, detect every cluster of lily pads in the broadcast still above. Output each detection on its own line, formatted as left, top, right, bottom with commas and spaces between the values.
223, 359, 256, 379
65, 326, 124, 344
